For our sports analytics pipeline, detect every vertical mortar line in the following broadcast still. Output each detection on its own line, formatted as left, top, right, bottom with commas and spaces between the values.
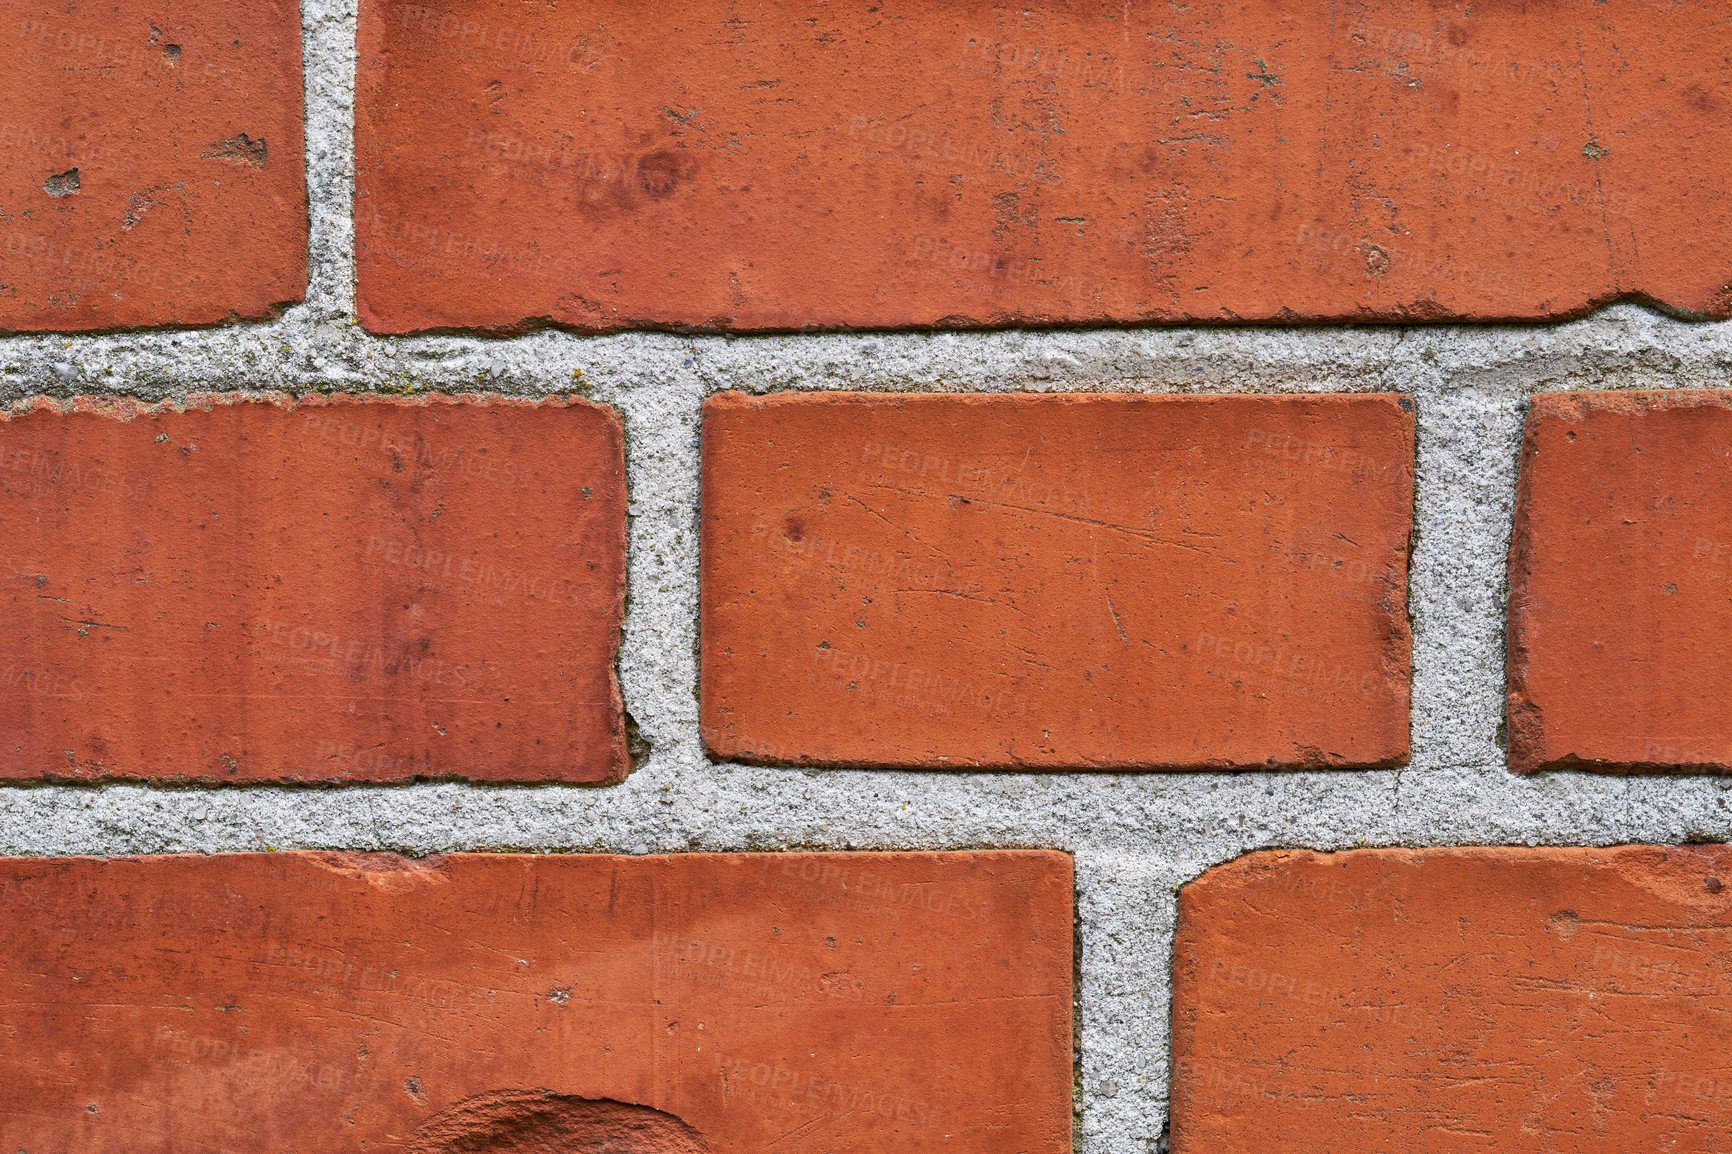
1404, 382, 1526, 790
1072, 850, 1185, 1154
299, 0, 361, 328
1073, 852, 1086, 1152
1489, 388, 1526, 785
608, 346, 707, 782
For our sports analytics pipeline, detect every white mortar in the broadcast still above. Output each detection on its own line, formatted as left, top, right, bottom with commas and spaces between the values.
2, 2, 1731, 1149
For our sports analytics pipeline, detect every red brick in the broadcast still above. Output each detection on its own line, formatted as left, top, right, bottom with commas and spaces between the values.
1171, 845, 1732, 1152
0, 394, 626, 783
1508, 391, 1732, 774
1, 1, 307, 331
700, 392, 1413, 769
0, 850, 1074, 1152
354, 0, 1732, 334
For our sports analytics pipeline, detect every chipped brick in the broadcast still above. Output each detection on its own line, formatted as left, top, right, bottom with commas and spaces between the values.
1, 1, 307, 331
0, 850, 1074, 1152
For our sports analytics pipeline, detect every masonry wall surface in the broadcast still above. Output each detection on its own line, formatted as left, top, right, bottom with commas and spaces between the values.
3, 2, 1732, 1150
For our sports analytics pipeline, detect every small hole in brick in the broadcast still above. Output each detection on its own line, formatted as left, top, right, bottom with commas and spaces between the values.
409, 1090, 710, 1153
43, 169, 80, 196
201, 134, 268, 168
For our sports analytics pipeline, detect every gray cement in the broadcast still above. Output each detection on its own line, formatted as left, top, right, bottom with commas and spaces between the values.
3, 1, 1732, 1149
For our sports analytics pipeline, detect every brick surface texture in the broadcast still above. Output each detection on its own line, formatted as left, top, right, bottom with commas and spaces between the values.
0, 850, 1074, 1153
1509, 390, 1732, 773
1171, 844, 1732, 1152
6, 0, 1732, 1145
1, 1, 308, 331
354, 0, 1731, 333
0, 395, 627, 783
701, 392, 1414, 769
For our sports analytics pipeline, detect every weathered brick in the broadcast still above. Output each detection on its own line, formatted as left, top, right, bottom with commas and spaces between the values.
1172, 845, 1732, 1152
354, 0, 1732, 334
1, 1, 307, 331
700, 392, 1413, 769
0, 394, 626, 782
1508, 391, 1732, 773
0, 850, 1074, 1152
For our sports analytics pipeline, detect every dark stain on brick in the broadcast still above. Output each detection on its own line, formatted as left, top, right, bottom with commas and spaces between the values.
634, 149, 694, 198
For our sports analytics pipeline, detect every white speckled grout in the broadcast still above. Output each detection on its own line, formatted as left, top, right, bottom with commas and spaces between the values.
2, 2, 1732, 1150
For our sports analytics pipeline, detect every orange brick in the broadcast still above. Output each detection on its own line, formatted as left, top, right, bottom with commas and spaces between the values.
700, 392, 1413, 769
0, 394, 627, 783
354, 0, 1732, 334
1508, 391, 1732, 773
1172, 845, 1732, 1152
0, 850, 1074, 1152
1, 1, 307, 331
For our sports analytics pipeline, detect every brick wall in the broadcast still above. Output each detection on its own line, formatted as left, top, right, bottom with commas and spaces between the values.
3, 1, 1732, 1150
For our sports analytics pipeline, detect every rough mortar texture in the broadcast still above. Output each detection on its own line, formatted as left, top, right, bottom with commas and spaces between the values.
1, 1, 1731, 1150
